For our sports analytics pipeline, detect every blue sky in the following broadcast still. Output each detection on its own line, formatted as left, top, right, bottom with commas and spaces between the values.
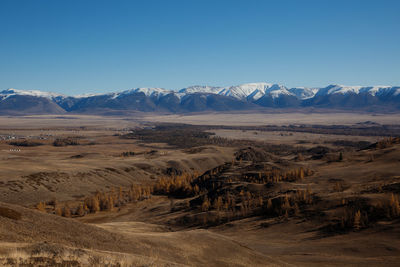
0, 0, 399, 95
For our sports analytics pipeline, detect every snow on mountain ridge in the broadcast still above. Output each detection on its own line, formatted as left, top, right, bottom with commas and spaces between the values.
0, 88, 65, 99
178, 83, 283, 100
263, 84, 294, 99
74, 92, 107, 98
288, 87, 319, 99
120, 88, 172, 98
359, 86, 393, 96
220, 83, 273, 100
2, 84, 399, 103
178, 86, 225, 95
327, 85, 363, 95
315, 85, 398, 97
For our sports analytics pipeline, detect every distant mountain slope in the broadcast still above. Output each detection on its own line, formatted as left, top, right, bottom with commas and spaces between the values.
304, 85, 400, 109
0, 83, 399, 114
0, 94, 66, 115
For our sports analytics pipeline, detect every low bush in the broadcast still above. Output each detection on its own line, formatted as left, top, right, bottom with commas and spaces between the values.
53, 138, 80, 147
8, 140, 44, 147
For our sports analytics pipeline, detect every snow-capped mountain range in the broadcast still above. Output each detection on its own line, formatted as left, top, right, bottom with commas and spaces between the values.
0, 83, 399, 114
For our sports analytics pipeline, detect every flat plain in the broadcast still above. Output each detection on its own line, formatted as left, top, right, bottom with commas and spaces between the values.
141, 111, 400, 125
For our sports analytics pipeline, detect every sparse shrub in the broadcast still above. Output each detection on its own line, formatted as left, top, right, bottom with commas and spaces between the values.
76, 203, 85, 216
62, 204, 71, 217
258, 196, 263, 207
353, 210, 361, 230
296, 153, 304, 161
36, 202, 46, 212
389, 194, 400, 217
106, 196, 114, 211
87, 196, 100, 213
293, 203, 300, 216
267, 198, 273, 211
54, 206, 62, 216
8, 140, 44, 147
53, 138, 80, 147
368, 153, 375, 162
294, 187, 313, 204
122, 151, 135, 157
47, 198, 58, 207
375, 137, 400, 149
201, 196, 210, 212
281, 194, 291, 212
326, 140, 372, 149
333, 181, 345, 192
339, 207, 368, 231
213, 196, 223, 212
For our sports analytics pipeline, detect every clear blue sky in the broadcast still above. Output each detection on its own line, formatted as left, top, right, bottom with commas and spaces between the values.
1, 0, 399, 95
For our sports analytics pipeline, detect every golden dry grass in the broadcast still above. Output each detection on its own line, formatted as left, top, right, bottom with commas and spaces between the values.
1, 114, 400, 266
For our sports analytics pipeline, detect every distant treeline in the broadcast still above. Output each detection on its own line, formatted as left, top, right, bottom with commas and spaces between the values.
134, 123, 400, 137
123, 126, 305, 155
122, 124, 396, 153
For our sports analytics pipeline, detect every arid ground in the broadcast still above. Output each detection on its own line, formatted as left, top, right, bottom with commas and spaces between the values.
0, 113, 399, 266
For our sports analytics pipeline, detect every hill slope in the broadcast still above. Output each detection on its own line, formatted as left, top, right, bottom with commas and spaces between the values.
0, 202, 276, 266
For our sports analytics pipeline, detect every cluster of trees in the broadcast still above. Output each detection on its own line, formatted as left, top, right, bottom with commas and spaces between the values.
121, 151, 135, 157
333, 181, 346, 192
336, 194, 400, 232
197, 190, 263, 225
82, 185, 152, 214
126, 125, 307, 152
8, 140, 44, 147
153, 171, 200, 198
375, 137, 400, 149
200, 192, 240, 214
198, 188, 314, 224
376, 193, 400, 219
233, 124, 400, 137
339, 208, 369, 231
37, 184, 153, 217
241, 167, 313, 184
36, 201, 46, 212
195, 190, 399, 230
262, 189, 313, 219
53, 137, 80, 146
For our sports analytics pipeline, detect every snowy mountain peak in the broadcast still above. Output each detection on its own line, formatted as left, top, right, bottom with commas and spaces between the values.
123, 88, 171, 97
178, 86, 224, 95
316, 85, 400, 97
1, 83, 399, 111
217, 83, 272, 100
102, 87, 173, 100
260, 84, 294, 99
288, 87, 319, 100
0, 88, 65, 99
